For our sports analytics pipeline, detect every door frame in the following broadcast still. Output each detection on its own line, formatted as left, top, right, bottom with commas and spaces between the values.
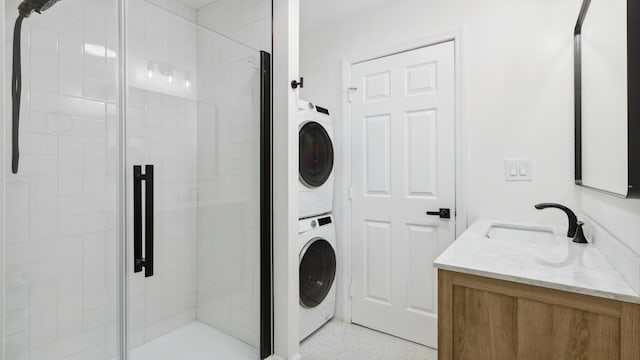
340, 29, 468, 323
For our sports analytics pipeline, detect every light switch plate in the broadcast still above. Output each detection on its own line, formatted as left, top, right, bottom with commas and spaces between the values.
505, 159, 532, 182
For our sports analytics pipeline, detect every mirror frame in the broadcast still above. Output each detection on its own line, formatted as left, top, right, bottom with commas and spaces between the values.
574, 0, 640, 198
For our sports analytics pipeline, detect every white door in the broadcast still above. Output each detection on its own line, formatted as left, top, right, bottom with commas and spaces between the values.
350, 41, 456, 348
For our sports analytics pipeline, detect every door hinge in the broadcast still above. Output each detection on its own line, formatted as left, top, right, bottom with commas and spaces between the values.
348, 187, 353, 201
349, 283, 353, 298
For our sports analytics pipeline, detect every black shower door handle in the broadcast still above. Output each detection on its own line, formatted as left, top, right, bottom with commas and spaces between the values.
134, 165, 154, 277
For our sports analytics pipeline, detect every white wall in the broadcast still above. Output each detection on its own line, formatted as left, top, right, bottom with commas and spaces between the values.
579, 190, 640, 254
273, 0, 300, 358
300, 0, 587, 320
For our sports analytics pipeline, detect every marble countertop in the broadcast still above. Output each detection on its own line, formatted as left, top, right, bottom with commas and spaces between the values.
434, 219, 640, 304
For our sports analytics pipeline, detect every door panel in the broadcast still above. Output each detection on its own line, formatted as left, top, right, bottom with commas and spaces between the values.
364, 115, 391, 195
364, 221, 392, 304
406, 224, 438, 314
125, 0, 269, 357
351, 41, 456, 347
406, 110, 437, 197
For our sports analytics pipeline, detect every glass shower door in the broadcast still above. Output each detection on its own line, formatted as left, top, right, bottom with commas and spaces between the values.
124, 0, 272, 358
3, 0, 122, 358
3, 0, 272, 357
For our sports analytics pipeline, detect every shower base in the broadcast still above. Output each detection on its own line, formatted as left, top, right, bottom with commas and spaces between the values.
130, 321, 258, 360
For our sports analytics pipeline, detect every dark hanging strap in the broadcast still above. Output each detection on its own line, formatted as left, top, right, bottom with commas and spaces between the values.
12, 14, 25, 174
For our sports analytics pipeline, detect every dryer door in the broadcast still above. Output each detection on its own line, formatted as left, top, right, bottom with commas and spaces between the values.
299, 238, 336, 308
299, 121, 334, 187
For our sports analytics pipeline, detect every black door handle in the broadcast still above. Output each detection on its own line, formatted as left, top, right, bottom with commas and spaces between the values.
134, 165, 154, 277
426, 208, 451, 219
291, 77, 304, 89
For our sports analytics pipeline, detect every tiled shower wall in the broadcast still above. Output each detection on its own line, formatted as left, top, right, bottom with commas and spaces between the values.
194, 0, 270, 348
4, 0, 120, 358
195, 27, 261, 347
3, 0, 200, 357
4, 0, 271, 357
197, 0, 271, 53
126, 0, 199, 349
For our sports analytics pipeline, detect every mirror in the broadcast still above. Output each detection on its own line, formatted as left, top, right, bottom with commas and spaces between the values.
575, 0, 640, 197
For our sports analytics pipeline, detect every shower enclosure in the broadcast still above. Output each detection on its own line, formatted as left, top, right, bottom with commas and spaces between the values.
3, 0, 273, 358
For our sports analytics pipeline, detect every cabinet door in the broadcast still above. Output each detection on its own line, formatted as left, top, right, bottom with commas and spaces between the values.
452, 287, 619, 360
438, 271, 640, 360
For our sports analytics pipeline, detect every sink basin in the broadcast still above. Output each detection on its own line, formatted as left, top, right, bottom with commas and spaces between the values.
485, 223, 556, 244
434, 218, 640, 306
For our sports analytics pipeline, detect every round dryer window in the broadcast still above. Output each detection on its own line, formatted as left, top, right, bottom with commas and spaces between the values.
299, 122, 334, 187
299, 238, 336, 308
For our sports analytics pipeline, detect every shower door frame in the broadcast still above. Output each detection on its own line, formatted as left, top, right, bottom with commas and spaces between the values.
0, 1, 6, 358
115, 1, 274, 358
116, 0, 127, 359
259, 50, 274, 359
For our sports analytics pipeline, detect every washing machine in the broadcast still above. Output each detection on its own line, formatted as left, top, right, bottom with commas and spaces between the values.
299, 214, 337, 341
299, 100, 335, 219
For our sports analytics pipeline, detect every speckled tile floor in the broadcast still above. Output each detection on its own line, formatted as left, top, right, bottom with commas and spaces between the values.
300, 320, 438, 360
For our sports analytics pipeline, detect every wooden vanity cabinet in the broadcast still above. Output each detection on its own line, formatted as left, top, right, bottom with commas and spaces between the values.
438, 270, 640, 360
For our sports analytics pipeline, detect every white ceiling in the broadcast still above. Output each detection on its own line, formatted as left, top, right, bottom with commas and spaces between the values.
300, 0, 397, 31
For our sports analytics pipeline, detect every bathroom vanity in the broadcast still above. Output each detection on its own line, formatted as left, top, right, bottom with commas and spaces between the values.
434, 220, 640, 360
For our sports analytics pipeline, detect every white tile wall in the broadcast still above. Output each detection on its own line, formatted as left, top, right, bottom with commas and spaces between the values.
128, 0, 197, 100
4, 0, 119, 358
126, 0, 199, 348
196, 0, 271, 53
5, 0, 268, 357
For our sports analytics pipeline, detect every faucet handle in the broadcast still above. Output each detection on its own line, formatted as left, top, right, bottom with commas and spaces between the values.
573, 221, 588, 244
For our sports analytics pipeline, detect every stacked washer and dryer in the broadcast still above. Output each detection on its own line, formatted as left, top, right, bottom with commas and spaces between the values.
298, 100, 337, 341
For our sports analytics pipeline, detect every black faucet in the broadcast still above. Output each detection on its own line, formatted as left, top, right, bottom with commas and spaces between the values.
534, 203, 588, 243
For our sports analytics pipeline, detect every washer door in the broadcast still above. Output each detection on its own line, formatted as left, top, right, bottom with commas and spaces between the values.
299, 121, 334, 188
299, 238, 336, 308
